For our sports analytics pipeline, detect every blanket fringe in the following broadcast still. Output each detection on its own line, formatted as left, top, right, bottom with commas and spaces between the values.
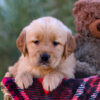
0, 82, 13, 100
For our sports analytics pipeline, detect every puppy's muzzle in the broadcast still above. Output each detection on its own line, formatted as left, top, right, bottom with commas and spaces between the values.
40, 53, 50, 64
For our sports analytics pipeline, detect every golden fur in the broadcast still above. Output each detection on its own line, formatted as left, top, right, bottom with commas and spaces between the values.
7, 16, 76, 91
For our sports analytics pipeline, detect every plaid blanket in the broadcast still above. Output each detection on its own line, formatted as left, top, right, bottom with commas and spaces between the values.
2, 76, 100, 100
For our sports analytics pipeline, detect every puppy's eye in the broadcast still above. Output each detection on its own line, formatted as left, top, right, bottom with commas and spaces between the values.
53, 41, 59, 46
33, 40, 40, 45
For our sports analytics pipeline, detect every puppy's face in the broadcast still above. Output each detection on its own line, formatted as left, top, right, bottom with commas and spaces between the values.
17, 17, 75, 69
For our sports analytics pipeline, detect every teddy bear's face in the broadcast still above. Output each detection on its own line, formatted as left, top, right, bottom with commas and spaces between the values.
73, 0, 100, 38
89, 20, 100, 38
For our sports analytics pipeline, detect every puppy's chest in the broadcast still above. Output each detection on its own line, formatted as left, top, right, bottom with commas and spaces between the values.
31, 66, 53, 77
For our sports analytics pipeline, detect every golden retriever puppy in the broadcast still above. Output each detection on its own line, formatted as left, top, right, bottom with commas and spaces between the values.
8, 16, 76, 91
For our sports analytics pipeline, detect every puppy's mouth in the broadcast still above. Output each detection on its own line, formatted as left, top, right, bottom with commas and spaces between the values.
39, 60, 50, 67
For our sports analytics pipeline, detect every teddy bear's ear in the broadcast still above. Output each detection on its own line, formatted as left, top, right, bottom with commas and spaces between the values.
63, 32, 76, 59
16, 27, 28, 56
89, 20, 100, 38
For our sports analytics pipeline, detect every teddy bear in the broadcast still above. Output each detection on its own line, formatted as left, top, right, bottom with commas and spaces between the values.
73, 0, 100, 78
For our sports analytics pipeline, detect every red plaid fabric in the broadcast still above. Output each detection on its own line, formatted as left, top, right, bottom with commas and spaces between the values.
2, 76, 100, 100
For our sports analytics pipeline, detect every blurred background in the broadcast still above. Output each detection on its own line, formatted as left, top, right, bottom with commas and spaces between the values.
0, 0, 76, 99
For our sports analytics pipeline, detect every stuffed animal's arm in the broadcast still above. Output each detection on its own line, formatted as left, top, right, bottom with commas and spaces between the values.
76, 60, 96, 77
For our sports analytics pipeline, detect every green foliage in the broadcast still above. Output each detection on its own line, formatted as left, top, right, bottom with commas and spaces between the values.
0, 0, 77, 98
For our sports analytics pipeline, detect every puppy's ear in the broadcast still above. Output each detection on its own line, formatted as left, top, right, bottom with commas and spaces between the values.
16, 28, 28, 56
63, 32, 76, 59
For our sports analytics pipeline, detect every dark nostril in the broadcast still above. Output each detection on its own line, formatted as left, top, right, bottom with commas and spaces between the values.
97, 23, 100, 31
40, 53, 50, 62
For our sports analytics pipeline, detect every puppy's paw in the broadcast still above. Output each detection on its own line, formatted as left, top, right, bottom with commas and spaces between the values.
43, 73, 63, 91
15, 73, 33, 89
4, 72, 12, 77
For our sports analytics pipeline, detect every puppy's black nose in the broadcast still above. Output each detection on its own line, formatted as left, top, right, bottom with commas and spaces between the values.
40, 53, 50, 62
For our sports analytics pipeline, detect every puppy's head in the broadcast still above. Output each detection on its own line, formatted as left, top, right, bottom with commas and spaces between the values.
17, 17, 75, 69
